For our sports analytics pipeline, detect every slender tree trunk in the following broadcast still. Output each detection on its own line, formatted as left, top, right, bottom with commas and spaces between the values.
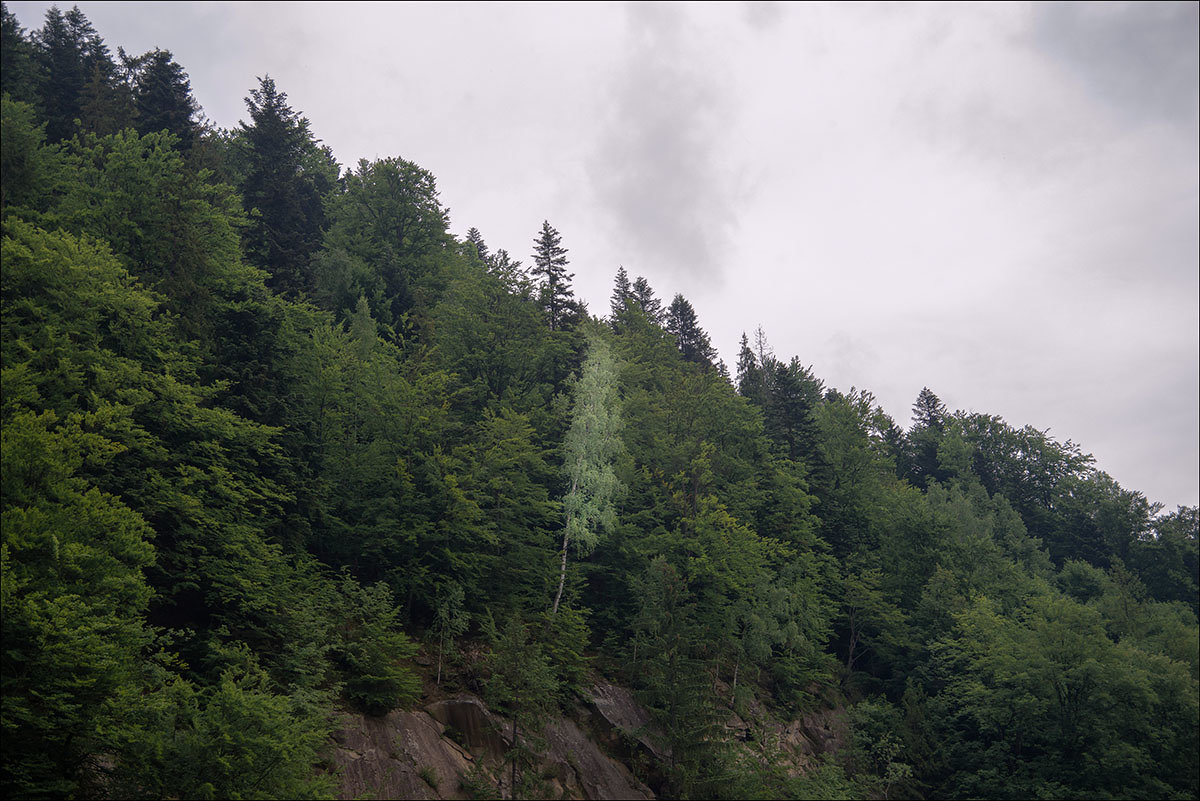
552, 532, 569, 614
731, 658, 739, 706
436, 636, 443, 686
552, 475, 579, 614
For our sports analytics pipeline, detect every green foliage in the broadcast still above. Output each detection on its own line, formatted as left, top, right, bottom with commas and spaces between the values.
483, 614, 559, 793
319, 155, 450, 329
333, 575, 421, 715
0, 96, 57, 211
236, 76, 336, 298
535, 604, 593, 700
105, 658, 336, 800
530, 220, 577, 331
847, 699, 916, 800
2, 13, 1194, 796
555, 331, 623, 611
926, 593, 1198, 799
431, 579, 469, 685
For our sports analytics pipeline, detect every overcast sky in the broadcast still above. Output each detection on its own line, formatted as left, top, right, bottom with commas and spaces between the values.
9, 1, 1199, 509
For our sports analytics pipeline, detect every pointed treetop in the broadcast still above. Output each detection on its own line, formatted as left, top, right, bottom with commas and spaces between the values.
610, 266, 632, 319
666, 294, 717, 368
911, 387, 947, 432
631, 275, 664, 326
531, 220, 575, 330
465, 227, 489, 265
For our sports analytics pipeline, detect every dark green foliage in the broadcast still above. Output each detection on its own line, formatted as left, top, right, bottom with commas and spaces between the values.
318, 155, 449, 329
333, 576, 421, 715
630, 275, 664, 325
431, 580, 469, 685
130, 48, 200, 150
0, 96, 57, 211
1, 4, 38, 104
926, 594, 1198, 799
238, 76, 337, 299
630, 558, 736, 799
531, 220, 578, 331
1, 10, 1194, 796
665, 293, 717, 368
482, 613, 559, 794
31, 6, 121, 143
1129, 505, 1199, 612
904, 386, 947, 488
610, 265, 633, 322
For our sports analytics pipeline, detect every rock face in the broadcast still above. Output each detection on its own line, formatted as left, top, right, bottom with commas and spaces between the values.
581, 679, 669, 760
331, 709, 474, 800
331, 688, 655, 800
329, 680, 846, 799
425, 696, 508, 759
543, 717, 654, 801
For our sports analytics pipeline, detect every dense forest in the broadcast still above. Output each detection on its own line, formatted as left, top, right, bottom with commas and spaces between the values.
1, 6, 1197, 800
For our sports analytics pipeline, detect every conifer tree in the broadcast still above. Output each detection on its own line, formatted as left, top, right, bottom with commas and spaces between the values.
666, 293, 718, 367
1, 4, 38, 104
631, 275, 664, 325
465, 226, 489, 265
531, 220, 575, 331
907, 386, 947, 488
33, 6, 118, 142
239, 76, 334, 298
486, 247, 526, 292
610, 266, 632, 317
132, 48, 199, 150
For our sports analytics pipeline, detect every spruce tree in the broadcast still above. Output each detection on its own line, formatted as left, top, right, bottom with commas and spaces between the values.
666, 293, 717, 367
631, 275, 664, 325
907, 387, 947, 487
238, 76, 333, 298
132, 48, 199, 150
531, 220, 575, 331
465, 226, 489, 265
610, 265, 632, 318
1, 4, 38, 104
33, 6, 117, 142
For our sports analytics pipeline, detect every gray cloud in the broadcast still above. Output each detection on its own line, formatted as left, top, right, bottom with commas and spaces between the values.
741, 1, 784, 32
587, 2, 742, 288
1031, 1, 1199, 128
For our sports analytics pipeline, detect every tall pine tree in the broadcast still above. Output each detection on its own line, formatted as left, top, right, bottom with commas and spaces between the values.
531, 220, 576, 331
132, 48, 199, 150
666, 293, 717, 368
238, 76, 335, 298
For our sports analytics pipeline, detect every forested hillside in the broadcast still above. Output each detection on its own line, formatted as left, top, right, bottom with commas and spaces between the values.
2, 6, 1197, 800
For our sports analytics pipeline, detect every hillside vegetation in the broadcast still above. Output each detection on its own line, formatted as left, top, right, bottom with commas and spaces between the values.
2, 5, 1197, 799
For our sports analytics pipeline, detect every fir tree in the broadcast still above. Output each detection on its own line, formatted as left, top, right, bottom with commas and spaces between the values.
531, 220, 575, 331
631, 275, 664, 325
33, 6, 118, 142
666, 293, 718, 367
239, 75, 335, 299
465, 226, 489, 265
610, 265, 633, 318
1, 4, 38, 104
132, 48, 199, 150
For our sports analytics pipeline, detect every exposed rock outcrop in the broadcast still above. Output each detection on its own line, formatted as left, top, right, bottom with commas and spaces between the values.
332, 709, 473, 800
331, 686, 655, 800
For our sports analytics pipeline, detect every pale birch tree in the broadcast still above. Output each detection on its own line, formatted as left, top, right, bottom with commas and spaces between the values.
553, 334, 622, 614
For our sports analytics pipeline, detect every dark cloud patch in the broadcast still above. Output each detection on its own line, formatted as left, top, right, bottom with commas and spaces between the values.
742, 1, 784, 31
1031, 1, 1199, 127
587, 3, 740, 287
